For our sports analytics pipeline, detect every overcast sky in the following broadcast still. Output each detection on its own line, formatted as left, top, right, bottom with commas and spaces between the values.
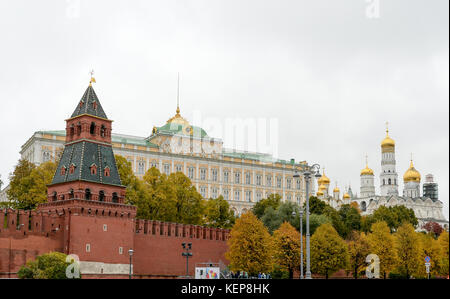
0, 0, 448, 218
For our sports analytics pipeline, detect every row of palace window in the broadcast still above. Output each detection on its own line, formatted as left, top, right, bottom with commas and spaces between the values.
51, 189, 119, 202
198, 187, 301, 204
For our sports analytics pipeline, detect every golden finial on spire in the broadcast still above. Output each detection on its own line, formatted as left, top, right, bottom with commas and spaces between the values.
89, 69, 96, 86
176, 72, 180, 116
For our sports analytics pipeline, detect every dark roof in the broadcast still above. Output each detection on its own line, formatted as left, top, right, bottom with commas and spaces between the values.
52, 141, 122, 187
70, 85, 108, 119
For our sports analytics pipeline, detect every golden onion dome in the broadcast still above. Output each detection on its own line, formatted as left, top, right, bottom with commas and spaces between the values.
318, 170, 330, 185
317, 190, 324, 196
333, 186, 340, 193
381, 125, 395, 152
403, 160, 421, 183
319, 184, 326, 191
343, 192, 351, 199
360, 163, 374, 176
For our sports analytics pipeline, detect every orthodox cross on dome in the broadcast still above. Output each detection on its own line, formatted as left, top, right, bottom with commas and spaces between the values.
385, 121, 389, 134
365, 154, 369, 166
89, 69, 96, 86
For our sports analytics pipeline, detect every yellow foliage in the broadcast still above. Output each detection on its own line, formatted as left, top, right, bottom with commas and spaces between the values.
394, 223, 421, 278
366, 221, 397, 278
272, 222, 301, 278
226, 212, 274, 275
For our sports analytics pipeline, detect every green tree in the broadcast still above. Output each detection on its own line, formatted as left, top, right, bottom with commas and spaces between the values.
301, 213, 331, 235
226, 212, 274, 276
370, 205, 418, 232
310, 223, 349, 279
252, 193, 281, 219
204, 196, 235, 229
168, 172, 205, 225
338, 205, 361, 239
305, 196, 328, 215
394, 223, 421, 279
7, 160, 56, 210
261, 201, 300, 233
347, 231, 371, 279
18, 252, 76, 279
366, 221, 397, 279
273, 222, 301, 279
115, 155, 144, 206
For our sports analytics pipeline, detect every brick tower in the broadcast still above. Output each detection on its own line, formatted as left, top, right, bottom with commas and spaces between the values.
47, 77, 125, 203
41, 76, 136, 277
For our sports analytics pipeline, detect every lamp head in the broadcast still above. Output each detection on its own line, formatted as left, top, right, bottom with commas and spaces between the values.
128, 249, 134, 256
293, 170, 300, 178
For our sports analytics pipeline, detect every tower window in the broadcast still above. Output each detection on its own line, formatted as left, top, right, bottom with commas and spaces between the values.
388, 178, 391, 185
69, 164, 76, 174
92, 101, 97, 110
99, 190, 105, 202
90, 122, 96, 135
85, 189, 91, 200
112, 192, 119, 203
52, 191, 57, 202
69, 189, 74, 199
60, 166, 66, 176
101, 125, 106, 137
104, 166, 110, 177
70, 125, 74, 137
77, 123, 81, 135
90, 164, 97, 175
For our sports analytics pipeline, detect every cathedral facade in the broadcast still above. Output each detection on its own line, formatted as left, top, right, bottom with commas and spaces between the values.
316, 127, 448, 230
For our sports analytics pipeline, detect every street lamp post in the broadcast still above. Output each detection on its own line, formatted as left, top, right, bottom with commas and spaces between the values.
182, 242, 193, 278
128, 249, 134, 279
295, 164, 321, 280
292, 209, 304, 279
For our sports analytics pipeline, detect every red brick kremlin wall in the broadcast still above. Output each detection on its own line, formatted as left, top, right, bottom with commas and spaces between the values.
0, 202, 229, 279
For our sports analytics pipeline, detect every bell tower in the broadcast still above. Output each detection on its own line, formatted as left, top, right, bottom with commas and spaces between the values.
47, 74, 125, 203
380, 122, 399, 196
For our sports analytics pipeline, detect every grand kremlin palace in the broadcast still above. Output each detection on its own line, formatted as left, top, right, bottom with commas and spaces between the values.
19, 104, 310, 216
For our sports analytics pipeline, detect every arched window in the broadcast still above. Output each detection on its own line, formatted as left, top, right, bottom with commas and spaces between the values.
52, 191, 57, 202
361, 201, 367, 212
104, 166, 110, 177
70, 125, 75, 137
60, 166, 66, 176
77, 122, 82, 135
85, 189, 91, 200
99, 190, 105, 202
383, 179, 385, 185
112, 192, 118, 203
90, 122, 96, 135
394, 179, 397, 185
101, 125, 106, 137
60, 194, 65, 200
69, 189, 74, 199
90, 164, 97, 175
388, 178, 391, 185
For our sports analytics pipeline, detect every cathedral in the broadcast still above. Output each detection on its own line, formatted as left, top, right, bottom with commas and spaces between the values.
316, 126, 448, 230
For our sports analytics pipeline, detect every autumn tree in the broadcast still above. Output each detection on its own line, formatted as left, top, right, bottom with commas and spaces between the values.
204, 196, 235, 229
394, 223, 421, 279
310, 223, 349, 279
415, 233, 441, 278
366, 221, 397, 279
437, 231, 449, 277
347, 231, 371, 279
7, 160, 56, 210
252, 193, 281, 219
422, 221, 444, 238
226, 212, 274, 276
261, 201, 300, 233
272, 222, 301, 279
